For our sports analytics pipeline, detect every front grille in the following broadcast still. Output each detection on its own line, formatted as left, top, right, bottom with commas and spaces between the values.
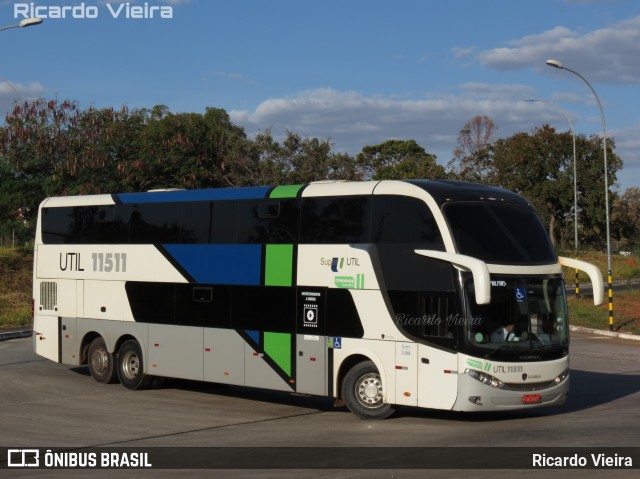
502, 379, 559, 391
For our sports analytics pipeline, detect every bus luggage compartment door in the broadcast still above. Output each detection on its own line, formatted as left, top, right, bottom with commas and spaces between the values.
295, 334, 326, 395
33, 315, 60, 363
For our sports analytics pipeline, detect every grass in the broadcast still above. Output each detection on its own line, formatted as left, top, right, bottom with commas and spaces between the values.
0, 247, 33, 328
1, 247, 639, 335
561, 250, 640, 283
568, 290, 640, 335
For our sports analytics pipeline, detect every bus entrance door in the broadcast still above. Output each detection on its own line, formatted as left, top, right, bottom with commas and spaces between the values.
417, 344, 458, 410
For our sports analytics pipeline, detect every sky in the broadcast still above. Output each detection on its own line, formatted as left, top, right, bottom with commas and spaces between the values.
1, 0, 639, 192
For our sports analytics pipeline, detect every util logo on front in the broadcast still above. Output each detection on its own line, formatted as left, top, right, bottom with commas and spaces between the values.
330, 257, 343, 272
330, 257, 360, 272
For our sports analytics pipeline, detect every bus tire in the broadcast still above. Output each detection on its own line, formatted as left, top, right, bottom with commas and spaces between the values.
342, 360, 397, 420
88, 337, 118, 384
117, 340, 153, 390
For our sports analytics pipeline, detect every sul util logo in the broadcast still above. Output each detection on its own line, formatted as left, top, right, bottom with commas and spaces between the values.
318, 257, 361, 272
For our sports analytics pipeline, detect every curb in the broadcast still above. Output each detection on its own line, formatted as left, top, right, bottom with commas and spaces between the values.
570, 325, 640, 341
0, 329, 32, 342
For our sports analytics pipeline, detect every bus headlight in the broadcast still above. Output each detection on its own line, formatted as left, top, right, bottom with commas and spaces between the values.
465, 369, 504, 389
554, 369, 569, 384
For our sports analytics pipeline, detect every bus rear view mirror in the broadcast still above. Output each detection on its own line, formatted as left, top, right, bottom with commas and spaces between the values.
558, 257, 604, 306
414, 250, 491, 305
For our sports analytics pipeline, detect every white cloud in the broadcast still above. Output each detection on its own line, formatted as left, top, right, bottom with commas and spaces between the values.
477, 16, 640, 83
231, 85, 545, 161
451, 46, 475, 59
229, 85, 640, 191
0, 81, 45, 117
610, 123, 640, 191
212, 71, 257, 84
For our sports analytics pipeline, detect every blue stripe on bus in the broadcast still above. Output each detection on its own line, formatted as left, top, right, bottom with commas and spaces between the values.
162, 244, 262, 285
116, 186, 271, 204
246, 330, 260, 345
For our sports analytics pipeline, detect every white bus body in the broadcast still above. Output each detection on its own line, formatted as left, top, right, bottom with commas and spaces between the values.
33, 180, 603, 419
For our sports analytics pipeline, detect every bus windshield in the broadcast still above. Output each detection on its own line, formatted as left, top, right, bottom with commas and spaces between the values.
443, 202, 556, 265
465, 277, 569, 351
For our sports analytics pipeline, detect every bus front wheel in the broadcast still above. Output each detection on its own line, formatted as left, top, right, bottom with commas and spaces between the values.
88, 337, 118, 384
117, 340, 153, 390
342, 361, 397, 420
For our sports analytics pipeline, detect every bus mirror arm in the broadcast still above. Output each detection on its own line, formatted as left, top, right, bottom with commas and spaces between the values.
558, 256, 604, 306
414, 250, 491, 305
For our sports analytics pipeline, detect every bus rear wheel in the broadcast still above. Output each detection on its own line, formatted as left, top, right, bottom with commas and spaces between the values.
342, 361, 397, 420
88, 337, 118, 384
117, 340, 153, 390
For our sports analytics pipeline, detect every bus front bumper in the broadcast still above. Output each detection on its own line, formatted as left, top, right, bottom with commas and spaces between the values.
452, 372, 569, 412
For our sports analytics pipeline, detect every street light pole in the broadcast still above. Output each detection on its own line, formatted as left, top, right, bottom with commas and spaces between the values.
546, 58, 613, 331
0, 18, 43, 32
525, 98, 580, 297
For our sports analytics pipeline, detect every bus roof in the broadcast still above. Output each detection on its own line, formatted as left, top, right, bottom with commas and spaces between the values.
39, 179, 530, 208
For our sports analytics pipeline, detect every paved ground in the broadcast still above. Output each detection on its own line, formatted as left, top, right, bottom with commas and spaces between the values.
0, 331, 639, 478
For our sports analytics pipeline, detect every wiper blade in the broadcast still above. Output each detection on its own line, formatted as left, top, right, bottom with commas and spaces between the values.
484, 344, 516, 359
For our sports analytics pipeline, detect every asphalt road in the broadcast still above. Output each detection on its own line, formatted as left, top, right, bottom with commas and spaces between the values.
1, 332, 639, 478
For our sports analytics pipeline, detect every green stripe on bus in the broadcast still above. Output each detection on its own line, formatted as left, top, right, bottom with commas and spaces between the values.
265, 244, 294, 286
269, 184, 305, 199
264, 332, 291, 376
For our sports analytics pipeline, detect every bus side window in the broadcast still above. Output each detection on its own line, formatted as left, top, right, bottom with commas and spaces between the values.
211, 200, 238, 244
129, 203, 181, 244
372, 195, 443, 247
83, 205, 131, 244
390, 291, 458, 349
236, 199, 300, 244
41, 207, 84, 244
300, 196, 371, 244
180, 201, 212, 244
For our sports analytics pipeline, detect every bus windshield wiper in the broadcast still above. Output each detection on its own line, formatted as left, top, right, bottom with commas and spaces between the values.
484, 344, 516, 359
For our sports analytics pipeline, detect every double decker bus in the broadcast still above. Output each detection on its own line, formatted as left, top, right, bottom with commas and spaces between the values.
33, 180, 603, 419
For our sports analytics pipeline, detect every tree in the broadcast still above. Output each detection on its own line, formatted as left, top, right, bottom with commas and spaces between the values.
611, 187, 640, 250
491, 125, 622, 250
128, 107, 254, 190
251, 130, 361, 184
448, 115, 496, 183
356, 139, 445, 180
491, 126, 575, 248
0, 99, 84, 240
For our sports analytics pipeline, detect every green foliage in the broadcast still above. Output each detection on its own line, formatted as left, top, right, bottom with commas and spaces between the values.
1, 100, 635, 252
0, 247, 32, 328
355, 139, 446, 180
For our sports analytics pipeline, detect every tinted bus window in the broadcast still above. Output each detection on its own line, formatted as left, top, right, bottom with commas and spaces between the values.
41, 207, 84, 244
300, 196, 371, 244
372, 195, 444, 247
211, 200, 238, 243
180, 201, 212, 244
129, 203, 181, 244
237, 199, 300, 244
83, 205, 131, 244
444, 202, 556, 264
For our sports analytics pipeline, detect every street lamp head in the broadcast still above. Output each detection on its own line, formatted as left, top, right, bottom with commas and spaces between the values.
546, 59, 563, 69
19, 18, 43, 28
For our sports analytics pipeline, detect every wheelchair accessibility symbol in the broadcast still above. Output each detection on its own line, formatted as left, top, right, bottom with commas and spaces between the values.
515, 287, 527, 303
